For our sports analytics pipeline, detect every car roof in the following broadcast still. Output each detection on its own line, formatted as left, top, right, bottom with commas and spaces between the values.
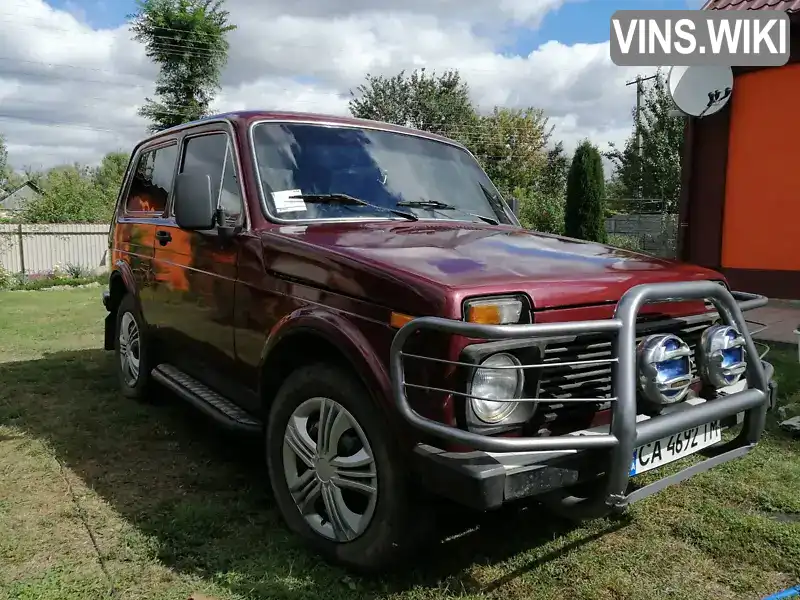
135, 110, 465, 149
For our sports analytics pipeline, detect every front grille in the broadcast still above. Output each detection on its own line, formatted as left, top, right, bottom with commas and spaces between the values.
534, 314, 717, 430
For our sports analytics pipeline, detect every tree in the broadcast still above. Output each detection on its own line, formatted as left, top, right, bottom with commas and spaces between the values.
537, 141, 569, 200
348, 68, 478, 144
129, 0, 236, 132
513, 141, 570, 235
605, 70, 684, 213
94, 151, 130, 203
470, 107, 553, 196
0, 135, 11, 195
565, 140, 607, 243
21, 164, 105, 223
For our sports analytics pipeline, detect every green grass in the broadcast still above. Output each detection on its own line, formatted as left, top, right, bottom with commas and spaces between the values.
0, 287, 798, 600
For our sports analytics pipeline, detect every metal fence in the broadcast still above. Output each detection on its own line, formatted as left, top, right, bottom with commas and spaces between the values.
0, 223, 110, 276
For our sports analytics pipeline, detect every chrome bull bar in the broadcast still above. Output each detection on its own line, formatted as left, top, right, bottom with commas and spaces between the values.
389, 280, 771, 512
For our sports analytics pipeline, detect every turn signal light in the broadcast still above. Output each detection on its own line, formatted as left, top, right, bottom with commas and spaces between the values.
465, 297, 524, 325
390, 311, 414, 329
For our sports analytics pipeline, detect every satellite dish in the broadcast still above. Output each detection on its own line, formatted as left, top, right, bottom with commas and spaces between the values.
667, 65, 734, 118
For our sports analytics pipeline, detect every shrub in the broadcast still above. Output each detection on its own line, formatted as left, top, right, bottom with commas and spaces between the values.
565, 140, 607, 243
514, 186, 565, 235
607, 233, 644, 253
0, 264, 14, 289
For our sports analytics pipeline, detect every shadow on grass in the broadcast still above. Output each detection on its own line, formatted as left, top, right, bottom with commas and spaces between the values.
0, 348, 630, 598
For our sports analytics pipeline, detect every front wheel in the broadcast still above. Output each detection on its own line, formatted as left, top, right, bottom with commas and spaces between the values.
265, 363, 426, 573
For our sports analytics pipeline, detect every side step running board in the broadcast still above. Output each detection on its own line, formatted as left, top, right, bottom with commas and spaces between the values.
152, 364, 262, 434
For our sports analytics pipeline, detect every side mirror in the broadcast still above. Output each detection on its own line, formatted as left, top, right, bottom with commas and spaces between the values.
174, 169, 216, 231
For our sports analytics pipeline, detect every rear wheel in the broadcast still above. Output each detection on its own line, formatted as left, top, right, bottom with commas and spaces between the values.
115, 293, 155, 402
266, 363, 425, 573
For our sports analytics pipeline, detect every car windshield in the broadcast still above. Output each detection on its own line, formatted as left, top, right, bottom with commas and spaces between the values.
251, 122, 514, 224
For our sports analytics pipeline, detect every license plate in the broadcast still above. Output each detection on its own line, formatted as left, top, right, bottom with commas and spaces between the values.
630, 421, 722, 476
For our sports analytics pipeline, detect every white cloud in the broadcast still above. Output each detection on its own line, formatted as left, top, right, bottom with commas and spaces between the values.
0, 0, 646, 176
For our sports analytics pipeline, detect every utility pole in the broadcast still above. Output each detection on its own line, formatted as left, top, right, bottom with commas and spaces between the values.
626, 73, 658, 201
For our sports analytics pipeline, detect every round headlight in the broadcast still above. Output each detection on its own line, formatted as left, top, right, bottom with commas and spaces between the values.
469, 353, 523, 424
698, 324, 747, 388
637, 334, 693, 405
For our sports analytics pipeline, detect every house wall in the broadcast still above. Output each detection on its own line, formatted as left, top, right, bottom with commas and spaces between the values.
722, 64, 800, 273
679, 20, 800, 299
0, 185, 40, 211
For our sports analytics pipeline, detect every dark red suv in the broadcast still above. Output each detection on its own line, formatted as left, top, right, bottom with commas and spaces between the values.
102, 110, 777, 572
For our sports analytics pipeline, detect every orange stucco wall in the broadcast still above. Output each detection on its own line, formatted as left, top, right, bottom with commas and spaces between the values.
722, 63, 800, 271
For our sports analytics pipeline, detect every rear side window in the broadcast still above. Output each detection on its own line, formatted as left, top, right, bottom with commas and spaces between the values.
180, 133, 243, 226
125, 144, 178, 213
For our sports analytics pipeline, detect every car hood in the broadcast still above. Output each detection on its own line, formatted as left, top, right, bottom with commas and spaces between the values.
263, 221, 723, 314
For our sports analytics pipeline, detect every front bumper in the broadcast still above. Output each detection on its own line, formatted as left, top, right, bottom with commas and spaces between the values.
390, 281, 774, 514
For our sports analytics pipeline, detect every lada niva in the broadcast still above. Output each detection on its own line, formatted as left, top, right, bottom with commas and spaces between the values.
102, 110, 777, 572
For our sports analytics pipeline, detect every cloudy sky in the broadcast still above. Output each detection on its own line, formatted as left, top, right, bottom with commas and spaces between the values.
0, 0, 703, 172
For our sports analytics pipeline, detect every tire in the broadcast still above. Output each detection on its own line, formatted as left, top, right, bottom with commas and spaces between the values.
114, 293, 155, 402
266, 363, 426, 573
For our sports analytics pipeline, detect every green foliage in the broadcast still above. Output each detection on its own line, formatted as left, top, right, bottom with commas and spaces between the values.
0, 135, 11, 195
607, 233, 644, 253
538, 142, 570, 200
348, 68, 478, 144
0, 264, 14, 289
605, 70, 684, 212
129, 0, 236, 131
18, 151, 127, 223
565, 140, 607, 243
21, 165, 105, 223
1, 272, 106, 291
515, 186, 565, 235
513, 143, 570, 235
349, 69, 570, 232
470, 107, 553, 196
92, 151, 129, 201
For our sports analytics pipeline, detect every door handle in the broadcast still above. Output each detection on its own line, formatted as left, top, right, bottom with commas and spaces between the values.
155, 230, 172, 245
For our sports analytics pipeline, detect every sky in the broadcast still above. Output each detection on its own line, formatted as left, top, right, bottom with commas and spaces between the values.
0, 0, 706, 173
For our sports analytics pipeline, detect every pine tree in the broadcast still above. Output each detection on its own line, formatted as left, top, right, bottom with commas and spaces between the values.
564, 140, 607, 243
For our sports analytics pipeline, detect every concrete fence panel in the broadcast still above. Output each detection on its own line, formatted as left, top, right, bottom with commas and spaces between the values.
0, 223, 111, 275
605, 213, 679, 258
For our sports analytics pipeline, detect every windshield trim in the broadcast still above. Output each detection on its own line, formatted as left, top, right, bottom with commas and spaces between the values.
247, 118, 519, 227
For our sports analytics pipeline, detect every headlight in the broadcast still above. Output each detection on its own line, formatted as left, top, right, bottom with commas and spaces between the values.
465, 296, 524, 324
637, 334, 693, 405
698, 324, 747, 388
469, 353, 526, 424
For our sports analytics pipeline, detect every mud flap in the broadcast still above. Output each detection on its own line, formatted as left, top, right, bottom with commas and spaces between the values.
104, 313, 115, 351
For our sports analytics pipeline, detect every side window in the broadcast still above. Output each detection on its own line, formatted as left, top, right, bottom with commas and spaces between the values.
125, 144, 177, 213
180, 133, 243, 226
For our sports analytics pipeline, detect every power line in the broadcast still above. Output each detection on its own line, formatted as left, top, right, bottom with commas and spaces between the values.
625, 74, 658, 199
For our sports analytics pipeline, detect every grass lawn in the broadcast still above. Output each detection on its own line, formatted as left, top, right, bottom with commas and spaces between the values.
0, 287, 799, 600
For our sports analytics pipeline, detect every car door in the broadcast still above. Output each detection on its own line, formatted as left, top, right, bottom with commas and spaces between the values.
112, 140, 179, 326
149, 124, 247, 396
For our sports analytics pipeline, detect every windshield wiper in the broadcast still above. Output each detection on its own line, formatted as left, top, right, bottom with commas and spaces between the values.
396, 200, 499, 226
477, 183, 513, 221
290, 193, 418, 222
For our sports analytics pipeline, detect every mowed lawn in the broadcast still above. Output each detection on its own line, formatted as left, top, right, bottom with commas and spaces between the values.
1, 287, 799, 600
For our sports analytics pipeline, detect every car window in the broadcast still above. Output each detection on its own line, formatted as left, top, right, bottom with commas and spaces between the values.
125, 144, 177, 214
180, 133, 243, 226
251, 122, 512, 224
